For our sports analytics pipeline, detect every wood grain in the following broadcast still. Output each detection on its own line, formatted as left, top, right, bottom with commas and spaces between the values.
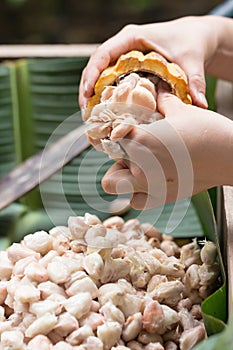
0, 44, 98, 58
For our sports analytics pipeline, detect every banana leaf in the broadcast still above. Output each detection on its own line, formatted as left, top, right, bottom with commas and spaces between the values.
0, 203, 26, 239
13, 58, 89, 211
190, 76, 228, 344
193, 312, 233, 350
0, 237, 10, 250
205, 74, 218, 215
0, 64, 16, 174
192, 192, 227, 331
0, 63, 25, 236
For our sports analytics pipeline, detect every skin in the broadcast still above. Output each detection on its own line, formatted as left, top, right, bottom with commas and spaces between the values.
78, 15, 233, 210
102, 85, 233, 209
79, 15, 233, 111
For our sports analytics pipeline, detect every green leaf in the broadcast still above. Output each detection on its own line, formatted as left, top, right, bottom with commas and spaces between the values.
193, 313, 233, 350
0, 237, 10, 250
192, 192, 227, 332
213, 313, 233, 349
205, 75, 217, 112
0, 203, 27, 239
12, 209, 53, 242
0, 64, 17, 173
0, 64, 22, 238
123, 197, 204, 237
192, 334, 222, 350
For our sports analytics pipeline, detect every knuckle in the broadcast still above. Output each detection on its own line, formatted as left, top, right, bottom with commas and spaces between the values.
131, 164, 144, 179
189, 73, 206, 92
122, 23, 138, 34
121, 24, 148, 47
101, 175, 114, 193
128, 129, 145, 145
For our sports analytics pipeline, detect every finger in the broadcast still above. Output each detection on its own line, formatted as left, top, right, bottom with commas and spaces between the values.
78, 67, 88, 113
80, 28, 156, 109
80, 42, 120, 105
157, 82, 184, 117
102, 161, 141, 194
176, 56, 208, 108
86, 135, 103, 152
111, 124, 135, 141
105, 159, 129, 173
78, 48, 118, 116
102, 169, 135, 194
79, 48, 111, 113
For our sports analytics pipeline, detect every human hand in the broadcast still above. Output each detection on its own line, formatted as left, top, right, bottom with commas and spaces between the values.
101, 85, 233, 210
79, 15, 232, 112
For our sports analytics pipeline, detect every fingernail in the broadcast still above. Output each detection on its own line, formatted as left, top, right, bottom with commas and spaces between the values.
198, 92, 208, 108
84, 81, 89, 94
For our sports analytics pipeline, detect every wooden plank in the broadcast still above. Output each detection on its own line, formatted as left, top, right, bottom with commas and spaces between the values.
0, 44, 98, 58
216, 80, 233, 311
222, 186, 233, 312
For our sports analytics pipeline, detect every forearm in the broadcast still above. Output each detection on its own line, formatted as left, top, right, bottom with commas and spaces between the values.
205, 16, 233, 81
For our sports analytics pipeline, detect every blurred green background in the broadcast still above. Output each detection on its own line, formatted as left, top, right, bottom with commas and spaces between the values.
0, 0, 223, 44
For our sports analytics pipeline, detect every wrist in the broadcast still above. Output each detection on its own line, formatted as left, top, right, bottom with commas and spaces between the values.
215, 16, 233, 54
205, 16, 233, 81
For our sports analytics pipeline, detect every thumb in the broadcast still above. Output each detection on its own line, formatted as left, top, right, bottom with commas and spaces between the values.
157, 82, 184, 117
